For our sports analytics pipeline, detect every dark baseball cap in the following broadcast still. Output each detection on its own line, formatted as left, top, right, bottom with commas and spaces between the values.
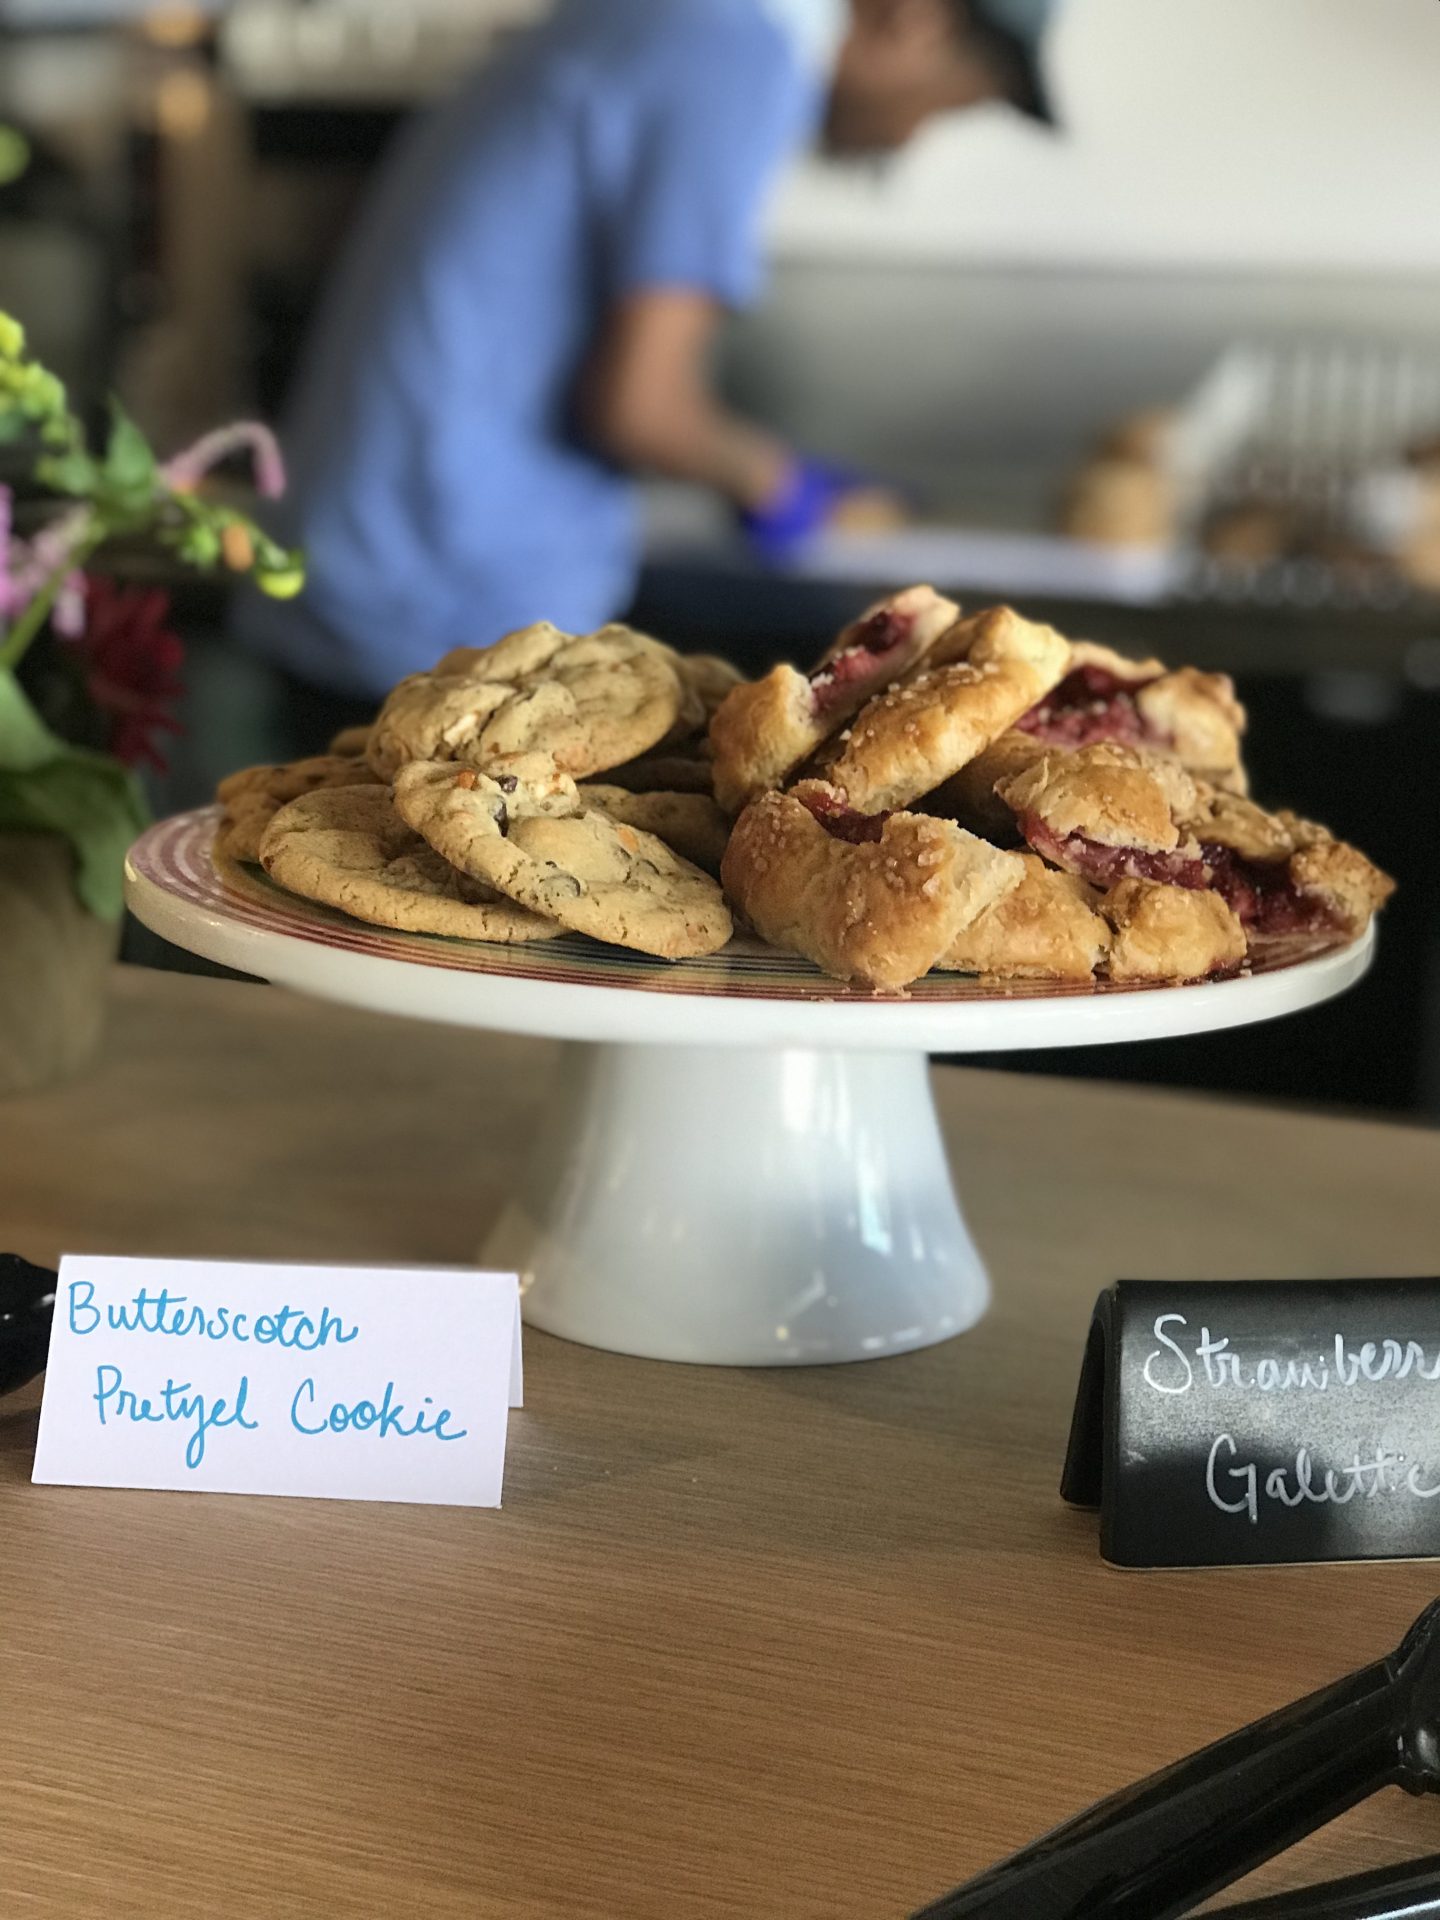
968, 0, 1062, 126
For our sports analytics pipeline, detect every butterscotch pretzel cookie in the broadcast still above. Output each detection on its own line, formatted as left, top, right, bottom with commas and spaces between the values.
939, 856, 1107, 983
578, 785, 730, 877
368, 621, 683, 780
393, 760, 732, 960
708, 584, 960, 814
824, 606, 1069, 816
721, 784, 1023, 992
1011, 641, 1248, 790
1099, 880, 1246, 984
257, 786, 559, 943
214, 753, 384, 864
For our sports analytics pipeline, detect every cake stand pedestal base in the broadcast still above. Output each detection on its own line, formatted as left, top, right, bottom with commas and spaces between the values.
482, 1043, 989, 1366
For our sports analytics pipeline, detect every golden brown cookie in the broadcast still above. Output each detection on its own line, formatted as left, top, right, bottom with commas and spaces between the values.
708, 585, 960, 814
940, 856, 1107, 982
823, 605, 1069, 815
393, 761, 732, 960
256, 785, 559, 943
578, 785, 730, 877
1100, 880, 1246, 983
721, 785, 1022, 992
214, 753, 384, 864
367, 621, 683, 780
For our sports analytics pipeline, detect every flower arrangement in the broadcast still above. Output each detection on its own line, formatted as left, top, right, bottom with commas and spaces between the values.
0, 309, 304, 919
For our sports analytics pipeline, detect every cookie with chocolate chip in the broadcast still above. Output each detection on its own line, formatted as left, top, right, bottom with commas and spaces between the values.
256, 785, 559, 943
393, 760, 732, 960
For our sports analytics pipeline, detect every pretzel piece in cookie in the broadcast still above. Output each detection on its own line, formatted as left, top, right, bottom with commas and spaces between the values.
824, 605, 1069, 815
708, 584, 960, 814
721, 785, 1022, 992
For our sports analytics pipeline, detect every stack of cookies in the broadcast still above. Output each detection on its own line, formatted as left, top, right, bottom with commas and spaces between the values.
213, 589, 1393, 992
216, 622, 739, 961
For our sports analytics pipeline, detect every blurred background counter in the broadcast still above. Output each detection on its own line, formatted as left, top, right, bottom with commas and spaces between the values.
2, 0, 1438, 1115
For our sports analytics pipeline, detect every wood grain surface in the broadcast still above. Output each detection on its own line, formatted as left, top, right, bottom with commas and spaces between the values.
2, 966, 1439, 1919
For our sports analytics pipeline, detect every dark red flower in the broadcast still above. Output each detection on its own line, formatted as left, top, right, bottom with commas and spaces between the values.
68, 577, 185, 771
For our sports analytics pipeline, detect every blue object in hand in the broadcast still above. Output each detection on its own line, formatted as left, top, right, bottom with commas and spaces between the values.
740, 457, 865, 564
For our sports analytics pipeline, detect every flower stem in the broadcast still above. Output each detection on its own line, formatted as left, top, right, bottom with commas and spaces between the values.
0, 517, 101, 672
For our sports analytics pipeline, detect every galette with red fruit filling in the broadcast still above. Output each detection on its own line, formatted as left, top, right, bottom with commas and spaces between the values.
1015, 641, 1249, 792
996, 743, 1393, 942
708, 584, 959, 814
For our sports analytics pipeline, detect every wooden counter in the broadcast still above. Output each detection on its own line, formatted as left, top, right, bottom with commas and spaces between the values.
3, 968, 1440, 1918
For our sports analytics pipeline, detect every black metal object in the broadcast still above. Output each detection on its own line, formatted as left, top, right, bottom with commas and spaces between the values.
0, 1255, 56, 1396
912, 1602, 1440, 1920
1215, 1853, 1440, 1918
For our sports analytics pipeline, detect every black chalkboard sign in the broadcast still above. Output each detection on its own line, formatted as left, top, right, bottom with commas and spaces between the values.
1062, 1279, 1440, 1568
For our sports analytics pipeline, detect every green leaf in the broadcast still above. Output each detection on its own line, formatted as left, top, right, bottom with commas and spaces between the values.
0, 672, 148, 920
104, 403, 157, 491
35, 448, 101, 496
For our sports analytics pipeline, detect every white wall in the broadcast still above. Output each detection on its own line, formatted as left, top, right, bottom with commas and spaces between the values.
768, 0, 1440, 274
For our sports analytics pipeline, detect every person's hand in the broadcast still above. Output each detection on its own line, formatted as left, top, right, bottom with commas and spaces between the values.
740, 457, 908, 563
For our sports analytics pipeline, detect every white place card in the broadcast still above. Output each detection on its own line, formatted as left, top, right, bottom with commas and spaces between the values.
33, 1256, 522, 1508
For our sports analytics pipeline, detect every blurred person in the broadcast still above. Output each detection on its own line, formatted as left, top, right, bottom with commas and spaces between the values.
238, 0, 1061, 703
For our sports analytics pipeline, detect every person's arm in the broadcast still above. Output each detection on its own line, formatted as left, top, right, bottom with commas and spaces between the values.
578, 288, 789, 513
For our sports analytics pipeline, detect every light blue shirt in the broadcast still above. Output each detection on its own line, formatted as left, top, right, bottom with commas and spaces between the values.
240, 0, 824, 697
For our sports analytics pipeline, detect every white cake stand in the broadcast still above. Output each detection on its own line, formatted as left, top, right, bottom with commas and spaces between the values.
127, 810, 1373, 1367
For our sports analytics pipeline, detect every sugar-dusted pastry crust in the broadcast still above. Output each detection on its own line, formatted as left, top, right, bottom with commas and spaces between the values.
578, 784, 730, 876
922, 730, 1047, 839
940, 856, 1107, 982
214, 752, 383, 864
721, 785, 1022, 992
999, 742, 1198, 855
1278, 814, 1396, 936
367, 621, 683, 780
393, 760, 732, 960
257, 785, 559, 943
1100, 880, 1246, 983
825, 605, 1069, 815
1135, 668, 1247, 785
708, 585, 960, 814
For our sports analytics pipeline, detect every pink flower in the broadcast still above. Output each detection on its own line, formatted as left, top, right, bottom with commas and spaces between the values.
161, 421, 288, 499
